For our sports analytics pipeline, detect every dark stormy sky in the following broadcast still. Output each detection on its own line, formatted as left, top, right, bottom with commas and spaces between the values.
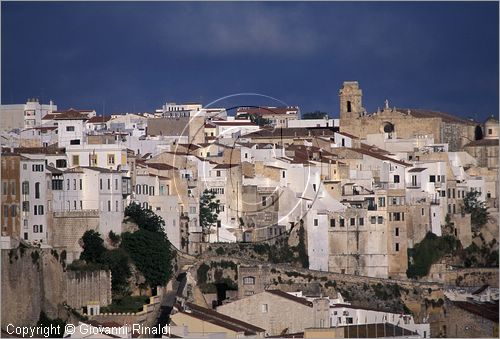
2, 1, 498, 121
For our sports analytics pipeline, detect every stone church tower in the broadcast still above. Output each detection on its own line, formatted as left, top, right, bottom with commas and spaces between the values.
339, 81, 365, 121
337, 80, 478, 151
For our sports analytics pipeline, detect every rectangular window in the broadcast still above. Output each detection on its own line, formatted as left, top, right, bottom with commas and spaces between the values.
378, 197, 386, 207
56, 159, 67, 168
261, 304, 268, 313
107, 154, 115, 165
359, 217, 364, 226
314, 219, 318, 226
216, 170, 221, 177
429, 175, 436, 182
395, 243, 400, 252
107, 179, 110, 190
393, 175, 400, 183
115, 179, 118, 190
339, 218, 345, 227
371, 216, 376, 224
22, 182, 29, 195
262, 196, 267, 207
330, 219, 336, 227
395, 227, 399, 236
108, 200, 111, 212
22, 201, 29, 212
421, 208, 425, 216
350, 218, 355, 226
100, 179, 103, 190
377, 216, 383, 224
66, 126, 75, 131
72, 155, 80, 166
115, 200, 119, 212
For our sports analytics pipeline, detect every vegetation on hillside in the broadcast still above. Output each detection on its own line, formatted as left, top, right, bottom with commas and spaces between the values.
407, 232, 460, 279
199, 189, 220, 237
71, 204, 175, 304
463, 191, 490, 233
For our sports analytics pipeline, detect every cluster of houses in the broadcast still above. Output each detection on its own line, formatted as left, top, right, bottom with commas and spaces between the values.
2, 82, 498, 280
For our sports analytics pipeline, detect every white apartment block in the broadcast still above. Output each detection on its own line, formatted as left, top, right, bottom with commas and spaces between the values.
20, 156, 50, 244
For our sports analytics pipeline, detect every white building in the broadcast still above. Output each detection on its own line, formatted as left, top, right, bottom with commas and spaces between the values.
52, 167, 131, 236
20, 155, 51, 244
134, 170, 181, 248
1, 98, 57, 131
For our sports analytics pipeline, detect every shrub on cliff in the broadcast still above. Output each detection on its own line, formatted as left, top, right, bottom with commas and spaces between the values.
121, 229, 173, 288
407, 232, 460, 279
80, 230, 106, 264
125, 202, 165, 234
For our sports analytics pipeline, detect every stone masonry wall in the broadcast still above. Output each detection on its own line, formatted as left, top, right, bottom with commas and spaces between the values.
1, 248, 111, 329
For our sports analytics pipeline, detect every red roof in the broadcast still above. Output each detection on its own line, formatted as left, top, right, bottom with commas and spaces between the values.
87, 116, 111, 123
144, 162, 178, 170
53, 109, 89, 120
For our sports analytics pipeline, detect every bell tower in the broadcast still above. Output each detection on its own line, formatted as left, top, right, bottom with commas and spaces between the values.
339, 81, 364, 122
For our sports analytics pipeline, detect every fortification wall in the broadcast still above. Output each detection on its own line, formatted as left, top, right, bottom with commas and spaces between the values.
1, 248, 111, 329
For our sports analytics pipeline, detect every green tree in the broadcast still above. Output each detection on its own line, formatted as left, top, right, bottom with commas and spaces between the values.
125, 202, 165, 234
296, 222, 309, 268
199, 189, 220, 237
80, 230, 106, 264
407, 232, 460, 279
302, 111, 329, 119
463, 191, 489, 232
121, 229, 173, 288
102, 248, 131, 296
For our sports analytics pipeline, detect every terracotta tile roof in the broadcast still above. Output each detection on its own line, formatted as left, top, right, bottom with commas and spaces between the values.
41, 113, 58, 120
244, 127, 335, 139
336, 131, 359, 139
13, 146, 65, 155
452, 300, 499, 323
396, 108, 478, 125
212, 120, 258, 126
144, 162, 178, 170
349, 147, 409, 166
266, 289, 313, 307
53, 108, 89, 120
408, 167, 427, 173
213, 163, 239, 169
88, 115, 111, 123
184, 302, 265, 335
343, 323, 419, 338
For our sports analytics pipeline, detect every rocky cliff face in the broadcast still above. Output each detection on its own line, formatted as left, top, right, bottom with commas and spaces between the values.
1, 247, 112, 329
1, 248, 67, 328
